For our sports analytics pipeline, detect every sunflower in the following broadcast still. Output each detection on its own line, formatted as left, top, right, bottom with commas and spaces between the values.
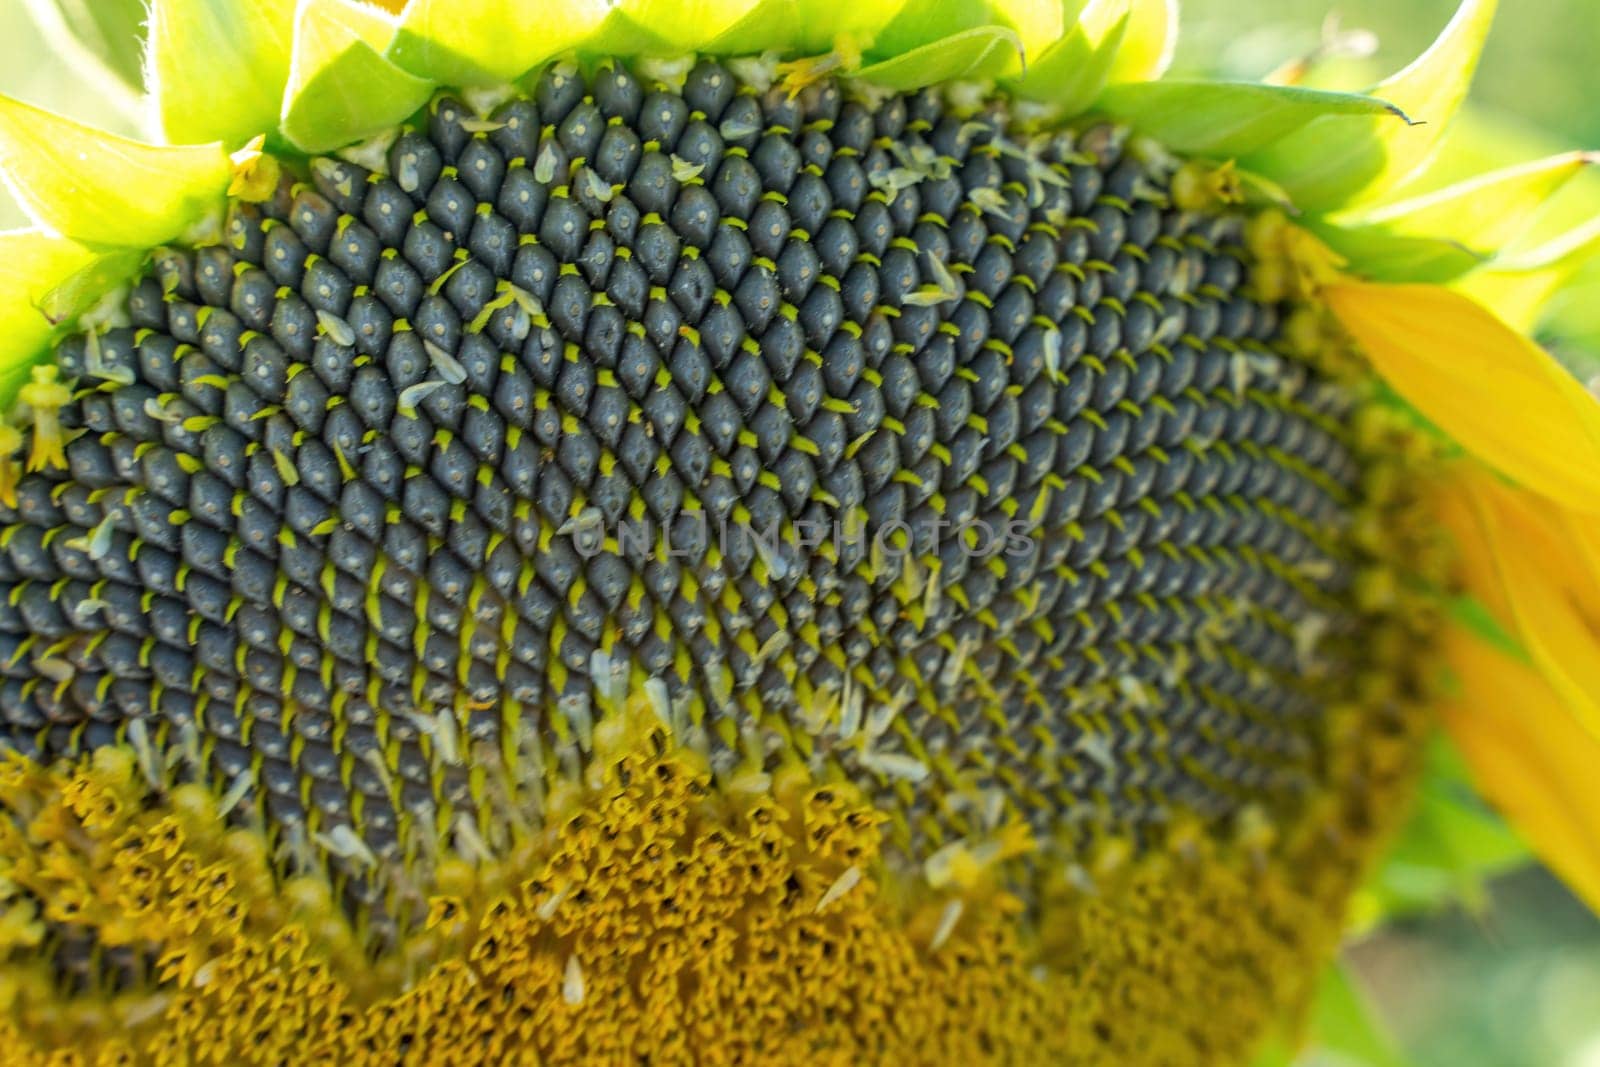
0, 0, 1594, 1063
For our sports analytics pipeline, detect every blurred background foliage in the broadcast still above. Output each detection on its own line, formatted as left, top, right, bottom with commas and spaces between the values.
1, 1, 1597, 1063
1173, 0, 1600, 376
1177, 3, 1600, 1064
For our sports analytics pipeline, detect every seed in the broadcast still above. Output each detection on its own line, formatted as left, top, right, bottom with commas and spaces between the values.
0, 60, 1358, 916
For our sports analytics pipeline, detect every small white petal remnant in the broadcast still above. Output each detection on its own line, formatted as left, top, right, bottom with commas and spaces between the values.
671, 156, 705, 183
582, 168, 614, 203
645, 676, 675, 732
562, 954, 585, 1005
861, 751, 929, 784
423, 339, 468, 384
535, 142, 560, 184
313, 825, 376, 868
536, 885, 569, 922
398, 380, 445, 417
929, 899, 964, 952
1043, 326, 1063, 377
316, 308, 356, 347
815, 866, 864, 913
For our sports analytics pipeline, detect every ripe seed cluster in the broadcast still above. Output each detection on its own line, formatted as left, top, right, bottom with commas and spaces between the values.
0, 60, 1362, 931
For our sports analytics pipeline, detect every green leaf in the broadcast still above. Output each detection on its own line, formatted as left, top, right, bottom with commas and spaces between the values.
0, 229, 96, 399
1460, 216, 1600, 333
282, 0, 435, 155
1308, 964, 1412, 1067
853, 26, 1023, 93
1251, 961, 1411, 1067
1102, 0, 1176, 84
1315, 225, 1485, 284
1242, 0, 1498, 212
387, 0, 608, 84
1363, 735, 1531, 921
0, 93, 233, 249
1360, 150, 1593, 253
1094, 82, 1405, 158
1006, 2, 1128, 114
148, 0, 298, 147
22, 0, 148, 92
36, 249, 147, 331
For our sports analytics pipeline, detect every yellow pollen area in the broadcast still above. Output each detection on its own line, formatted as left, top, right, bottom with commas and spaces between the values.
774, 36, 864, 100
0, 671, 1431, 1067
228, 136, 283, 205
1244, 210, 1348, 304
17, 366, 71, 473
1171, 159, 1246, 213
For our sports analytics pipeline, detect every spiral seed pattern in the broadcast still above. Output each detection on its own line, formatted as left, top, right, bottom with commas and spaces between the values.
0, 61, 1363, 926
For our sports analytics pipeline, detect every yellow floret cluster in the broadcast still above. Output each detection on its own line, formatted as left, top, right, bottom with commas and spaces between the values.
0, 662, 1430, 1067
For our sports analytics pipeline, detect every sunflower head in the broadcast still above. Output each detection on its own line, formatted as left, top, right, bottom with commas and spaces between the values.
0, 1, 1596, 1064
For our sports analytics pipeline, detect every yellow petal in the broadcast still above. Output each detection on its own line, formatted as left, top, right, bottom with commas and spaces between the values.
1325, 281, 1600, 514
1440, 624, 1600, 914
1441, 468, 1600, 746
1430, 467, 1513, 623
1458, 217, 1600, 334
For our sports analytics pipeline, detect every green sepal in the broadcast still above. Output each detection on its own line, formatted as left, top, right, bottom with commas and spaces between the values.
1093, 82, 1405, 158
0, 240, 145, 407
0, 93, 233, 249
1312, 224, 1484, 285
1242, 0, 1498, 212
1101, 0, 1175, 84
1005, 3, 1127, 114
0, 229, 97, 401
583, 0, 762, 55
853, 27, 1023, 92
865, 0, 992, 58
991, 0, 1086, 64
868, 0, 1054, 73
282, 0, 435, 155
22, 0, 148, 92
1321, 153, 1596, 284
700, 0, 906, 58
38, 249, 146, 322
1459, 217, 1600, 334
387, 0, 609, 85
147, 0, 297, 148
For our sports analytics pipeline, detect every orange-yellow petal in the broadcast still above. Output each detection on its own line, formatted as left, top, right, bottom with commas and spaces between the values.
1439, 623, 1600, 914
1325, 281, 1600, 514
1439, 468, 1600, 746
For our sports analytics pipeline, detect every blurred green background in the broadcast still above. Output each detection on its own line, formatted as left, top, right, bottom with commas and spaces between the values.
1173, 0, 1600, 149
1194, 7, 1600, 1063
1194, 5, 1600, 1064
2, 1, 1598, 1063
